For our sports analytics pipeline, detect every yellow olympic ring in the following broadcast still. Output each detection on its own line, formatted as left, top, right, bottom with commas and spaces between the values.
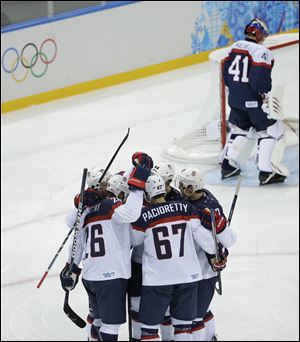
11, 56, 29, 83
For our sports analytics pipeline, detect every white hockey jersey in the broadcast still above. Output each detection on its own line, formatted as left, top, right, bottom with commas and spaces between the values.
73, 190, 144, 281
131, 201, 215, 286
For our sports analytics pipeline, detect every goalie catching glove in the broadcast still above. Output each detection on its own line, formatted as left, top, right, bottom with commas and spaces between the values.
60, 263, 81, 291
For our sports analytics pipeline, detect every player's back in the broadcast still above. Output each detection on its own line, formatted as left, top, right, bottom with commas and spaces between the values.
80, 198, 132, 281
132, 200, 205, 286
223, 39, 273, 108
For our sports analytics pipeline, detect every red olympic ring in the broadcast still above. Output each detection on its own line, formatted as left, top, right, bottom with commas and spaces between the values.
39, 38, 57, 64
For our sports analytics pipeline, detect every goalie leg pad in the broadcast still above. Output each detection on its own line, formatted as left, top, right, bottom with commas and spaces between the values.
257, 121, 289, 176
221, 126, 256, 178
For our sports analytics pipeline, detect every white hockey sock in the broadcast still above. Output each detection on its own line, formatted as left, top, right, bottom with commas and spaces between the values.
99, 323, 120, 341
204, 311, 216, 341
132, 319, 142, 340
86, 314, 94, 341
172, 318, 193, 341
192, 319, 205, 341
174, 329, 193, 341
130, 297, 142, 340
141, 326, 160, 341
160, 316, 174, 341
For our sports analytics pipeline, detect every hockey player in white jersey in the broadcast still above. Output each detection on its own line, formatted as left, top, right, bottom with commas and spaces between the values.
131, 174, 217, 341
176, 167, 236, 341
151, 161, 181, 340
129, 161, 182, 341
221, 18, 289, 185
152, 161, 182, 201
62, 166, 112, 341
60, 160, 151, 341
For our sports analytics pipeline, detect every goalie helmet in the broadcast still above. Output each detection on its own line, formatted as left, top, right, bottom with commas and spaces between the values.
145, 174, 166, 202
87, 167, 112, 189
176, 167, 204, 193
106, 174, 130, 199
244, 18, 269, 43
151, 162, 175, 183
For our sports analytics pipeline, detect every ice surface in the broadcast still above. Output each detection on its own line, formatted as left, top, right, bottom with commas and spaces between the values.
1, 62, 299, 341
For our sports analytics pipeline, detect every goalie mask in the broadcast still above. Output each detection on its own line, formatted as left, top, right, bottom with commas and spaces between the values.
107, 174, 130, 200
244, 18, 269, 44
151, 162, 175, 183
144, 175, 166, 202
87, 167, 112, 189
176, 168, 204, 196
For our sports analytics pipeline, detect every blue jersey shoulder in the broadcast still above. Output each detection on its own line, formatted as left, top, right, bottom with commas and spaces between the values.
84, 198, 122, 225
188, 188, 225, 230
133, 200, 197, 231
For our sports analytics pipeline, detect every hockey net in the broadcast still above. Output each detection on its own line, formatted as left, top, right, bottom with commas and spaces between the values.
164, 33, 299, 164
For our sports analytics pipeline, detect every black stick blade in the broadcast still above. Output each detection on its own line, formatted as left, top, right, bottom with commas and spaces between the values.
63, 302, 86, 328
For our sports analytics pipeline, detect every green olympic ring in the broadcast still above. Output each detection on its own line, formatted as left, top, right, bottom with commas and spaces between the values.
30, 52, 48, 78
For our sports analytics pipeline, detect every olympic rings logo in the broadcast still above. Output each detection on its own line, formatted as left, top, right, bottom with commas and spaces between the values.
1, 38, 57, 83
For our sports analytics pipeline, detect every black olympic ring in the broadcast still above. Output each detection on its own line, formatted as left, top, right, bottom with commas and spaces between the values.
21, 43, 39, 69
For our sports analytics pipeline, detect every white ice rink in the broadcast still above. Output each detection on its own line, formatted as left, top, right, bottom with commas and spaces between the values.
1, 61, 299, 341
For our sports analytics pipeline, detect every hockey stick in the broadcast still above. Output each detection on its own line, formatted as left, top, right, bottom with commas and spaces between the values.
210, 209, 222, 296
63, 167, 88, 329
127, 290, 133, 341
212, 175, 243, 296
36, 226, 75, 288
227, 174, 243, 225
96, 127, 130, 188
37, 129, 129, 288
64, 129, 130, 329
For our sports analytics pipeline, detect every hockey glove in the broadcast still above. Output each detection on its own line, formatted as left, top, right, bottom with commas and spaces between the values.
128, 165, 151, 191
202, 208, 227, 234
132, 152, 154, 169
206, 245, 229, 272
74, 188, 104, 209
60, 263, 81, 291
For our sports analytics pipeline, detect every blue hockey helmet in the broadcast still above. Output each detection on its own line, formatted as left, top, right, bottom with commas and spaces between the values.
244, 18, 269, 43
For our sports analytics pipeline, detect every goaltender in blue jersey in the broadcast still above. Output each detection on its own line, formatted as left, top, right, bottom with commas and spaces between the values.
220, 18, 289, 185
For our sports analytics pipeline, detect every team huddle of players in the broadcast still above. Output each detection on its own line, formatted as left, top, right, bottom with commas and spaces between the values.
58, 16, 292, 341
60, 152, 236, 342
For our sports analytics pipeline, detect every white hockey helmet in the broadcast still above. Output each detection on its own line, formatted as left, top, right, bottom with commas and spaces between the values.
151, 162, 175, 183
107, 174, 130, 199
87, 167, 112, 189
145, 174, 166, 201
176, 167, 204, 193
